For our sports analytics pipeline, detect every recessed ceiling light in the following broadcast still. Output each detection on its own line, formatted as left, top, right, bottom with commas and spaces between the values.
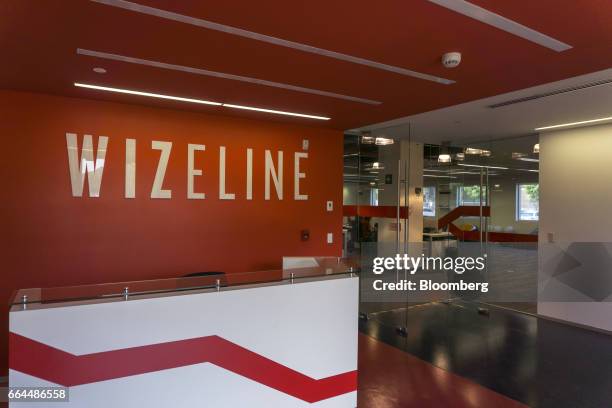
438, 154, 452, 163
361, 135, 375, 144
535, 116, 612, 131
74, 83, 330, 120
464, 147, 491, 156
93, 67, 107, 74
375, 137, 394, 146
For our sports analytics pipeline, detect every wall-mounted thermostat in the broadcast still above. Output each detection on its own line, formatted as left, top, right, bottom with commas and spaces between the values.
302, 139, 309, 150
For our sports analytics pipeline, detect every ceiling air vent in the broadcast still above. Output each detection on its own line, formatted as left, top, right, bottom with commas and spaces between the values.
488, 79, 612, 109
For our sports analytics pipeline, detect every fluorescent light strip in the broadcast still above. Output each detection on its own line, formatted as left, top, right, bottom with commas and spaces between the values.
424, 174, 458, 179
535, 116, 612, 131
427, 0, 571, 52
77, 49, 381, 106
458, 163, 509, 170
91, 0, 454, 85
223, 103, 329, 120
74, 83, 330, 120
74, 82, 222, 105
517, 157, 539, 163
425, 169, 479, 175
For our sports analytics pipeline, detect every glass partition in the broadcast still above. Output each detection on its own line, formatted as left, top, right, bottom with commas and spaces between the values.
472, 134, 539, 314
344, 126, 420, 318
351, 128, 541, 333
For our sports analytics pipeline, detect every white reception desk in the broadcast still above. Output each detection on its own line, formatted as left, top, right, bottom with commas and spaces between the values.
9, 267, 359, 407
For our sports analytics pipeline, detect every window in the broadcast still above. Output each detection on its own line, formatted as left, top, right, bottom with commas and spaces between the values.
517, 183, 539, 221
423, 186, 436, 217
457, 185, 486, 206
370, 188, 379, 206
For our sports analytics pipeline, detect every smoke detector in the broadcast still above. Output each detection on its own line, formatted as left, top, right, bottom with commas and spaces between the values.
441, 52, 461, 68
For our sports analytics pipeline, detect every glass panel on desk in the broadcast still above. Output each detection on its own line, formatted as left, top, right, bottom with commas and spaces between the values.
9, 260, 356, 307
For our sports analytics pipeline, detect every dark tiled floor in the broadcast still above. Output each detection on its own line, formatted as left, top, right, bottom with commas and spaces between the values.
358, 334, 527, 408
360, 301, 612, 408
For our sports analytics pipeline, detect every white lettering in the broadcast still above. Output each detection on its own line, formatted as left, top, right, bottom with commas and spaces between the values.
187, 144, 205, 199
265, 150, 283, 200
65, 135, 308, 202
125, 138, 136, 198
219, 146, 235, 200
294, 152, 308, 200
66, 133, 108, 198
246, 148, 253, 200
151, 141, 172, 199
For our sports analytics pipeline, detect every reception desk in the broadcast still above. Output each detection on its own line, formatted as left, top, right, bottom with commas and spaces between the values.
9, 267, 358, 407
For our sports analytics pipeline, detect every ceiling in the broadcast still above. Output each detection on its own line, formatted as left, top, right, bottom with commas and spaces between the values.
354, 68, 612, 143
1, 0, 611, 130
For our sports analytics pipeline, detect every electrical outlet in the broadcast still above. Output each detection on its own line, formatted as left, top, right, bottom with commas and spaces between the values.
327, 233, 333, 244
326, 201, 333, 211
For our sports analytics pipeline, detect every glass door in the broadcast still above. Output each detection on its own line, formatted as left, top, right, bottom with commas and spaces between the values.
343, 126, 418, 318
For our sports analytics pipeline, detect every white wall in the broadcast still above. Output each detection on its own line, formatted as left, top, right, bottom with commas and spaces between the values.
538, 122, 612, 331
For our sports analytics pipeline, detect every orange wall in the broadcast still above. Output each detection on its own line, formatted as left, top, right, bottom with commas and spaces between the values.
0, 90, 343, 375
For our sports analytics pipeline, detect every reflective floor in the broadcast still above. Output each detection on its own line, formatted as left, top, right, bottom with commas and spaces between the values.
358, 333, 527, 408
360, 301, 612, 408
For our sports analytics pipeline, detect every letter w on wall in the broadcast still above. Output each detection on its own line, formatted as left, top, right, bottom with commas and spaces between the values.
66, 133, 108, 197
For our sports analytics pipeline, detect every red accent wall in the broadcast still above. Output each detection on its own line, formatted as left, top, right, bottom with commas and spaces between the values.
0, 90, 343, 375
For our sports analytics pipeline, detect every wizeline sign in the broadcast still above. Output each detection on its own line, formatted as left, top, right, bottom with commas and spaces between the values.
66, 133, 309, 200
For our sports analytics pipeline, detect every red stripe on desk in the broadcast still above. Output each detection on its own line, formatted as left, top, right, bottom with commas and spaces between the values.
9, 332, 356, 403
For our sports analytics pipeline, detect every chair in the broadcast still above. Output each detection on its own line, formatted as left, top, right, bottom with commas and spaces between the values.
182, 271, 227, 287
